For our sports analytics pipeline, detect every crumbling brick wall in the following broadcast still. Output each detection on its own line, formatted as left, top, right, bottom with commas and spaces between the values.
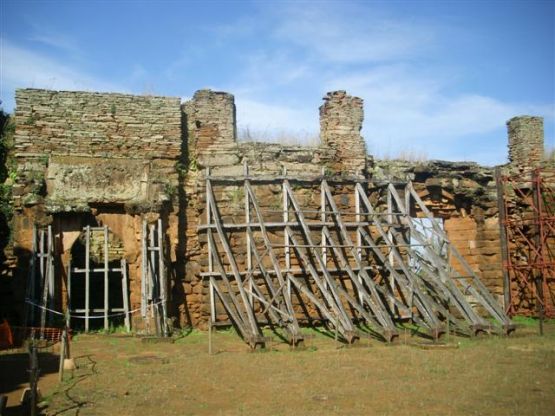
4, 86, 547, 329
179, 89, 367, 327
7, 89, 182, 326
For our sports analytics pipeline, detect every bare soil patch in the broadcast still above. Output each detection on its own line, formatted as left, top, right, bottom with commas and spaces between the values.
2, 322, 554, 416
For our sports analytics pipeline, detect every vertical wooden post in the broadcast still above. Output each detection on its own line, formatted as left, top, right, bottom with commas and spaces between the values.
39, 229, 45, 285
29, 343, 38, 416
58, 328, 66, 382
207, 168, 216, 324
387, 187, 395, 298
321, 172, 327, 290
244, 161, 253, 307
208, 317, 213, 356
121, 259, 131, 332
39, 229, 48, 337
158, 218, 168, 337
29, 225, 38, 326
141, 219, 148, 318
355, 184, 363, 303
495, 167, 511, 314
103, 226, 109, 331
532, 169, 545, 336
283, 168, 291, 301
66, 259, 72, 329
149, 223, 160, 336
47, 226, 54, 318
85, 225, 90, 333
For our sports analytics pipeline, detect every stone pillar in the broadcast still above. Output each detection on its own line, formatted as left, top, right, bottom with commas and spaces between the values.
507, 116, 544, 168
183, 89, 239, 168
319, 90, 367, 176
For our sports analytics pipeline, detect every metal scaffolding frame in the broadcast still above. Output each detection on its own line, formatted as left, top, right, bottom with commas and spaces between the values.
199, 166, 513, 348
497, 167, 555, 321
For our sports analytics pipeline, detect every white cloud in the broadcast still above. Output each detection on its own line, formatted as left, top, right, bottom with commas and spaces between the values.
274, 3, 435, 63
224, 2, 553, 165
0, 38, 127, 111
325, 65, 554, 163
235, 96, 318, 143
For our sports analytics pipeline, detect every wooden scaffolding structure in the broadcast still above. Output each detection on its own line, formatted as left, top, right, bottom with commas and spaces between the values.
199, 166, 513, 348
141, 218, 169, 337
25, 225, 55, 337
67, 225, 130, 332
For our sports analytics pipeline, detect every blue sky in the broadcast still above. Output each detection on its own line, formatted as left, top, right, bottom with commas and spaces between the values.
1, 0, 553, 165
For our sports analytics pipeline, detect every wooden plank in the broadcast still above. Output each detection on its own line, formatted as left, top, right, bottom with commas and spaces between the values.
321, 181, 397, 335
206, 179, 261, 343
388, 183, 486, 328
158, 219, 168, 337
245, 180, 302, 342
85, 225, 90, 333
285, 228, 356, 342
244, 163, 254, 308
406, 182, 510, 326
198, 220, 385, 231
104, 226, 109, 331
283, 180, 354, 332
321, 226, 386, 334
121, 259, 130, 331
495, 167, 511, 313
66, 259, 71, 329
47, 226, 55, 325
354, 183, 442, 333
26, 225, 37, 326
207, 231, 254, 342
206, 169, 216, 324
141, 219, 148, 318
149, 223, 160, 336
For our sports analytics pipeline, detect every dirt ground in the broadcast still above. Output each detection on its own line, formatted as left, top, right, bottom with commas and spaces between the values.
2, 320, 554, 416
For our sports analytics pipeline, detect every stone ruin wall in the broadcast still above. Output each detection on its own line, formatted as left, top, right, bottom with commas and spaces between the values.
180, 90, 366, 327
3, 86, 548, 328
7, 89, 183, 327
373, 160, 504, 304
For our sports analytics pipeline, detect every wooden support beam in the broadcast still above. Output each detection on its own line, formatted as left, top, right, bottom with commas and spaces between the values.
406, 182, 511, 327
245, 180, 303, 343
103, 226, 109, 331
121, 259, 131, 332
206, 179, 262, 347
85, 225, 90, 333
388, 183, 488, 329
320, 181, 398, 339
141, 219, 148, 318
158, 218, 168, 337
354, 183, 443, 336
283, 181, 355, 334
495, 167, 512, 313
